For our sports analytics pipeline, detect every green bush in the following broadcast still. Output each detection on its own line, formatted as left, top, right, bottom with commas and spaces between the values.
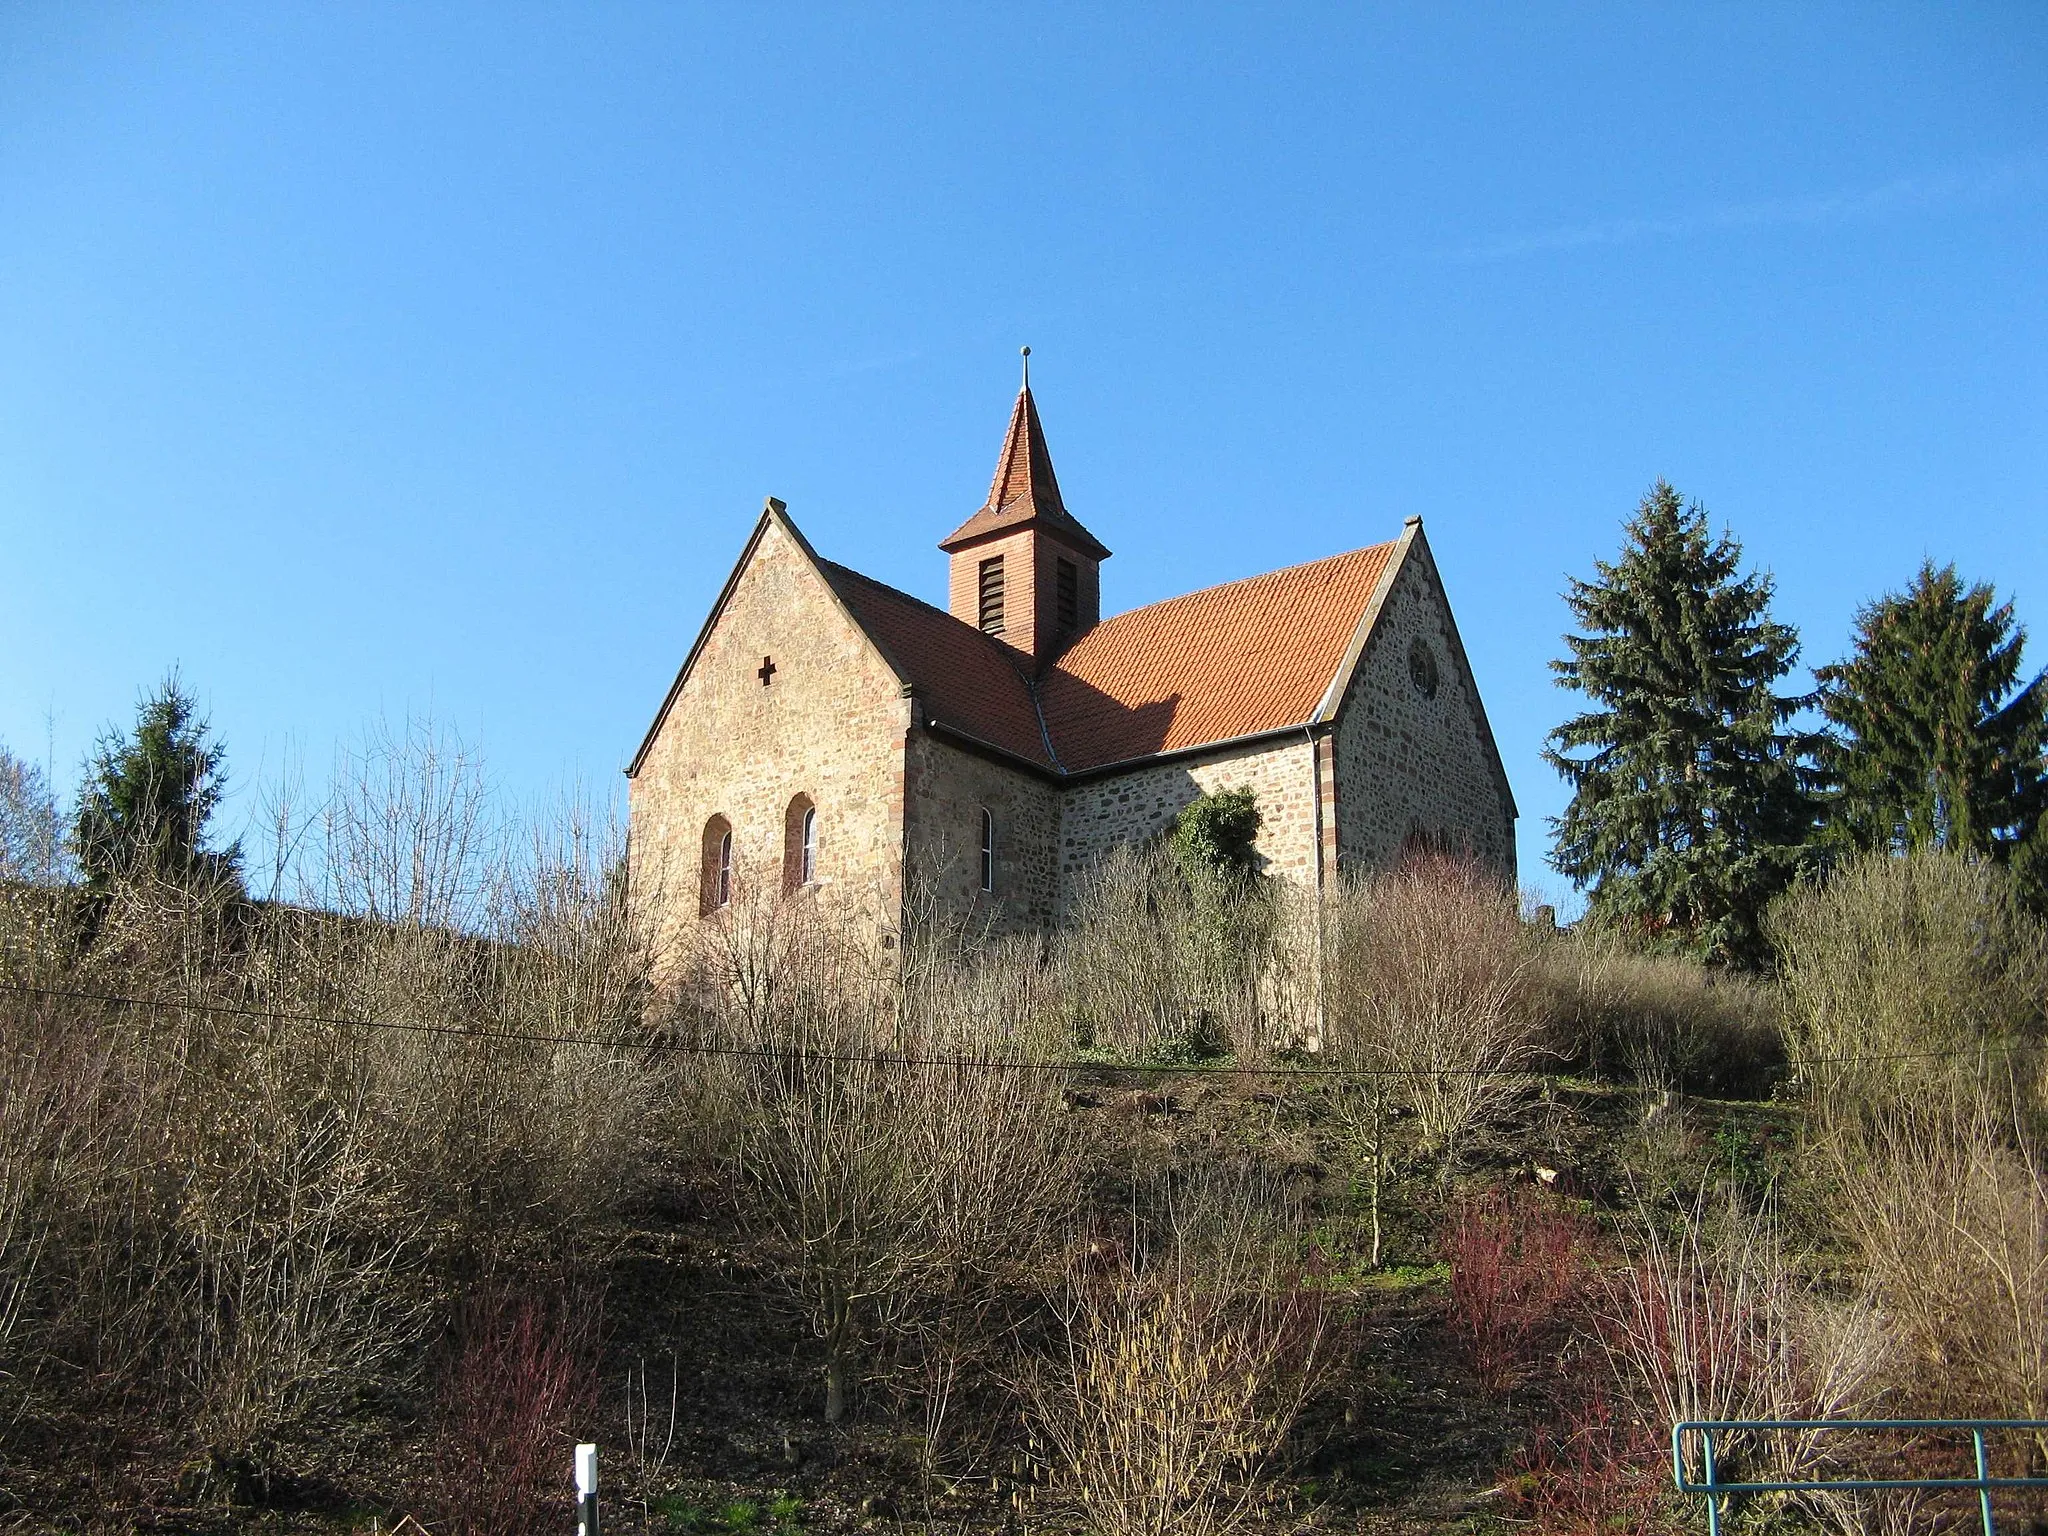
1169, 788, 1262, 887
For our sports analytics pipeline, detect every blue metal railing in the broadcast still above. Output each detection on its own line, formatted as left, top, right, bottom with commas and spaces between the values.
1673, 1419, 2048, 1536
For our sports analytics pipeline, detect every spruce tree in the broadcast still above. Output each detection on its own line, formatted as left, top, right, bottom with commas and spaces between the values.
1816, 561, 2048, 874
73, 674, 244, 896
1545, 481, 1817, 965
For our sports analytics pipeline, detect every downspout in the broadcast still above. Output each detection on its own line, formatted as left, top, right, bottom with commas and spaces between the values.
1305, 723, 1327, 1052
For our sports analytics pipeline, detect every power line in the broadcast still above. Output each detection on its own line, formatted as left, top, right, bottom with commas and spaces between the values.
0, 978, 2035, 1079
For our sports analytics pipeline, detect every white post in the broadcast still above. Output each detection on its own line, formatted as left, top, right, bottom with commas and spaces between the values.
575, 1443, 599, 1536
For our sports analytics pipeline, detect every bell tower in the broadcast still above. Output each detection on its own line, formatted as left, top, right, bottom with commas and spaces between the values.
940, 351, 1111, 664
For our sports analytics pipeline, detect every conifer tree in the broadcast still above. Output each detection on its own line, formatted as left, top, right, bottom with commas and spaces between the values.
1816, 562, 2048, 879
73, 674, 244, 897
1545, 481, 1816, 965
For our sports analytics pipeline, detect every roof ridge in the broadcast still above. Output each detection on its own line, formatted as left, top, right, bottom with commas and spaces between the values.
1084, 540, 1398, 631
985, 386, 1065, 518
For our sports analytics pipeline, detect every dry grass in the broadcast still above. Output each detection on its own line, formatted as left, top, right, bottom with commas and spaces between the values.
1532, 920, 1784, 1095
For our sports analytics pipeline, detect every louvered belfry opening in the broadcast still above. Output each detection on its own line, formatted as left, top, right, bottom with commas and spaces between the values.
941, 375, 1110, 659
978, 555, 1006, 635
1055, 557, 1078, 636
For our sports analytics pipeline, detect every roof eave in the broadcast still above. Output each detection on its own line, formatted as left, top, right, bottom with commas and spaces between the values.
1312, 520, 1420, 725
1058, 719, 1328, 784
626, 500, 781, 780
921, 720, 1062, 779
938, 504, 1113, 561
1402, 522, 1520, 822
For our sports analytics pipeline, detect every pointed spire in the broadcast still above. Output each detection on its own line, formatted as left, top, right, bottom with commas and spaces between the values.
940, 355, 1110, 559
983, 378, 1068, 521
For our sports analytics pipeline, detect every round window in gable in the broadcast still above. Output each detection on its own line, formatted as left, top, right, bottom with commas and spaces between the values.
1408, 638, 1440, 700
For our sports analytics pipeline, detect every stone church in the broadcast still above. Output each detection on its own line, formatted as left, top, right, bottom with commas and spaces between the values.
627, 375, 1516, 943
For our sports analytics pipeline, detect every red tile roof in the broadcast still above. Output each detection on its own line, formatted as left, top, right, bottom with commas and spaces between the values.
816, 560, 1055, 769
821, 541, 1398, 776
630, 496, 1404, 787
938, 387, 1111, 560
1040, 544, 1397, 771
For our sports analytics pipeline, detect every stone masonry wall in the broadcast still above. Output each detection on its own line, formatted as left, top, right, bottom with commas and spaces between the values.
628, 517, 912, 966
1057, 735, 1320, 917
903, 733, 1063, 935
1331, 540, 1516, 879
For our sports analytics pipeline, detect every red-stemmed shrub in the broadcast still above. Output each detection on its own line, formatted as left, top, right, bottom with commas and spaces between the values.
428, 1284, 600, 1536
1507, 1373, 1665, 1536
1442, 1187, 1595, 1395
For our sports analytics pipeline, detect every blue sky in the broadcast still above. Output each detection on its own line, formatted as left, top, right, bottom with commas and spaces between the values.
2, 5, 2044, 899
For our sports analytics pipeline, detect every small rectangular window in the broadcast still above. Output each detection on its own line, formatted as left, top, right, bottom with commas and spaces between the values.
1055, 558, 1078, 634
978, 556, 1006, 635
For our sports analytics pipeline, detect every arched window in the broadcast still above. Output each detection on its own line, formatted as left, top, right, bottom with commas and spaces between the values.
783, 794, 818, 892
701, 814, 734, 915
978, 807, 995, 894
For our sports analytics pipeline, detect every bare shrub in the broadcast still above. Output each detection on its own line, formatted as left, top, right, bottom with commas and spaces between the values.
1506, 1380, 1664, 1536
1532, 922, 1783, 1095
710, 898, 1083, 1423
0, 997, 117, 1412
178, 1025, 429, 1483
1058, 843, 1283, 1064
1600, 1193, 1890, 1493
0, 716, 670, 1497
1824, 1095, 2048, 1424
1770, 846, 2047, 1107
736, 1046, 1080, 1421
1321, 858, 1542, 1170
282, 731, 669, 1252
1029, 1168, 1328, 1536
1441, 1187, 1594, 1396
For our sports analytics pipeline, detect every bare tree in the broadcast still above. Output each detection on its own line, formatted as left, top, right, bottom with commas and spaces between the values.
1321, 858, 1542, 1174
0, 743, 67, 886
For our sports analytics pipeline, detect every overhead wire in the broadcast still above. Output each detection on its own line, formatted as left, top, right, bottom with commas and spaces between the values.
0, 978, 2035, 1080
